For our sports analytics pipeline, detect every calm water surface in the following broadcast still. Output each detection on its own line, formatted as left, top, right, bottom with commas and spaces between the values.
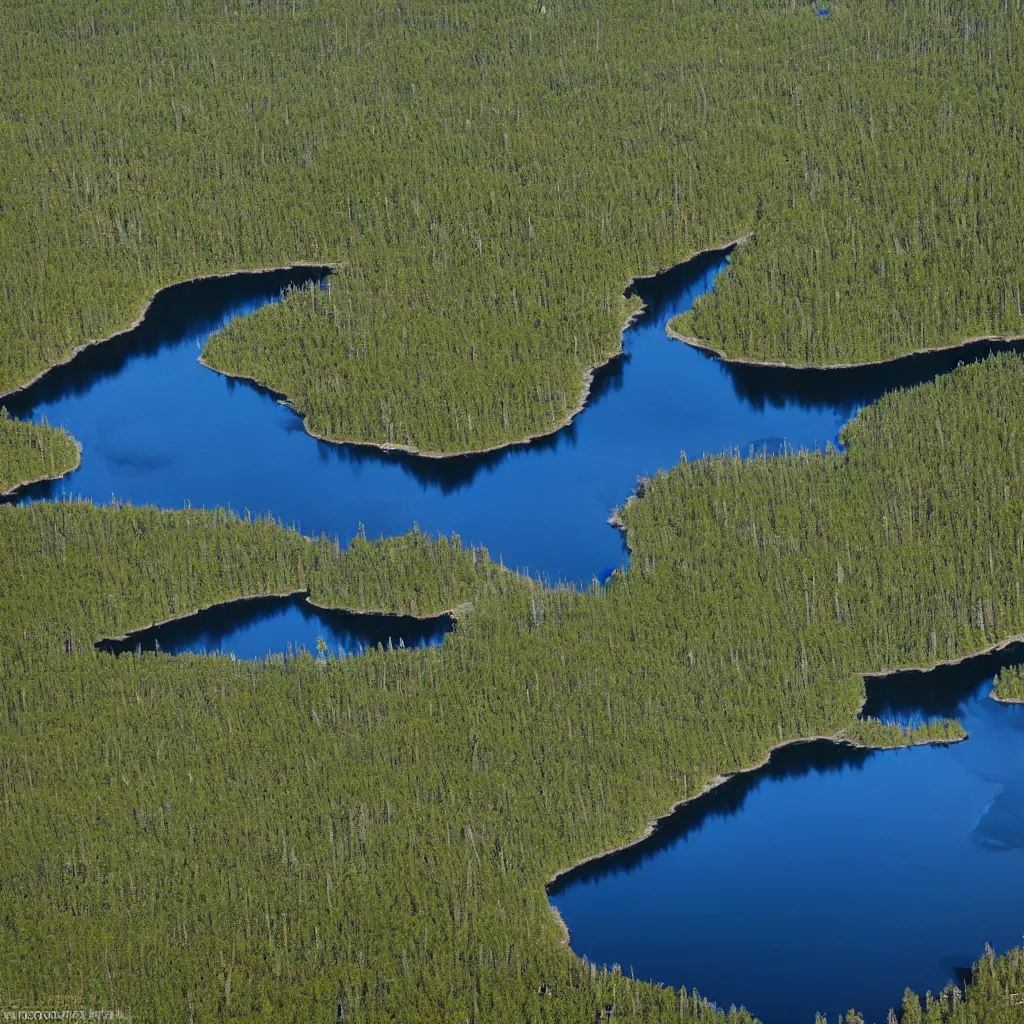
549, 649, 1024, 1023
9, 249, 1021, 586
7, 253, 1024, 1015
96, 592, 454, 660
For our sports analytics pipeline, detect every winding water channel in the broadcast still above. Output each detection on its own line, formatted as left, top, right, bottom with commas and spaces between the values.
6, 249, 1024, 1019
10, 248, 1022, 589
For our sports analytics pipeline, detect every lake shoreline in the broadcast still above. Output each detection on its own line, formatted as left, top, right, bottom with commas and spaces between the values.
991, 691, 1024, 705
545, 634, 1016, 948
97, 588, 465, 653
200, 235, 753, 460
544, 722, 959, 949
668, 323, 1024, 372
3, 236, 762, 465
304, 594, 470, 623
95, 588, 308, 648
0, 262, 336, 406
546, 731, 852, 947
864, 634, 1024, 680
0, 440, 82, 499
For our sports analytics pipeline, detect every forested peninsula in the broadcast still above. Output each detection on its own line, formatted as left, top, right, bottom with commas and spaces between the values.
3, 354, 1024, 1020
0, 410, 80, 495
2, 1, 1021, 452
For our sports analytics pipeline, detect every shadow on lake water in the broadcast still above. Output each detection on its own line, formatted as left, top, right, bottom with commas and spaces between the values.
861, 642, 1024, 725
549, 646, 1024, 1024
5, 250, 1024, 1019
2, 267, 332, 416
7, 247, 1024, 583
723, 338, 1024, 415
95, 591, 454, 660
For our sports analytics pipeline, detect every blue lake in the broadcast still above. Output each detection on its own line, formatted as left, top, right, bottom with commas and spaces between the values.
5, 250, 1024, 1018
549, 649, 1024, 1024
95, 592, 454, 661
8, 248, 1021, 590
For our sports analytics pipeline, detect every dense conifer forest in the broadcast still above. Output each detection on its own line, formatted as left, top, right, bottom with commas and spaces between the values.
4, 1, 1024, 1019
993, 664, 1024, 703
3, 355, 1024, 1020
840, 716, 966, 749
829, 946, 1024, 1024
1, 1, 1022, 451
0, 409, 79, 494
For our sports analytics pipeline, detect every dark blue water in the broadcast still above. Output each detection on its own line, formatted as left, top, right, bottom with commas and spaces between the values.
96, 592, 454, 660
7, 249, 1021, 586
549, 649, 1024, 1024
5, 251, 1024, 1016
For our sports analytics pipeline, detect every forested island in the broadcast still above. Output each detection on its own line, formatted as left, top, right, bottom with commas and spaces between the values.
994, 664, 1024, 704
3, 1, 1024, 1021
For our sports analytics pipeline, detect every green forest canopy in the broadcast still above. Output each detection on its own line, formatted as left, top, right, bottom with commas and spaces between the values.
0, 408, 80, 494
4, 354, 1024, 1020
993, 663, 1024, 703
5, 0, 1024, 1018
1, 0, 1022, 451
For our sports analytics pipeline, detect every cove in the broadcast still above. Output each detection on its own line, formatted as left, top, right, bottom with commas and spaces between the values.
548, 648, 1024, 1024
8, 249, 1024, 586
95, 592, 454, 660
